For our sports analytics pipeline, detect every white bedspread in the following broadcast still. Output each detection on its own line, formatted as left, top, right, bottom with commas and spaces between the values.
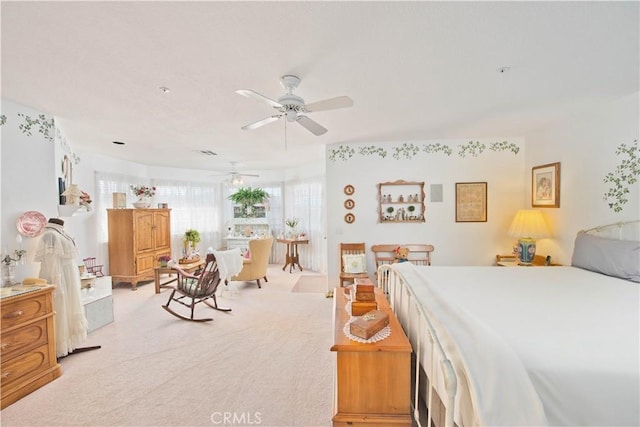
393, 264, 640, 427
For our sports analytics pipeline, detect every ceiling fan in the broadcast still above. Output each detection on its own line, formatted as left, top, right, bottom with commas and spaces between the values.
212, 162, 259, 187
236, 75, 353, 136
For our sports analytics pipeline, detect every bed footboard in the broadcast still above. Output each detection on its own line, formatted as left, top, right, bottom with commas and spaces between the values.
377, 265, 459, 427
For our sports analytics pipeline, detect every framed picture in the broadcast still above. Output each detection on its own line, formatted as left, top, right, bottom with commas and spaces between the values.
112, 192, 127, 209
455, 182, 487, 222
532, 162, 560, 208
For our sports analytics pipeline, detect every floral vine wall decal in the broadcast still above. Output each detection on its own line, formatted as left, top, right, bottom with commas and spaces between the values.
55, 127, 80, 164
2, 111, 81, 164
17, 113, 55, 142
457, 140, 486, 158
392, 142, 420, 159
603, 139, 639, 213
328, 145, 355, 161
358, 145, 388, 158
327, 140, 519, 162
489, 141, 519, 154
423, 143, 453, 156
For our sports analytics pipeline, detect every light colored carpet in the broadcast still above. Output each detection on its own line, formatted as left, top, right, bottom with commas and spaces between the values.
291, 275, 328, 294
1, 266, 334, 427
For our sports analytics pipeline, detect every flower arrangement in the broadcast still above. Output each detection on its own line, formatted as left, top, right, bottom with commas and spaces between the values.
130, 184, 156, 198
158, 255, 172, 263
285, 217, 299, 229
80, 190, 92, 210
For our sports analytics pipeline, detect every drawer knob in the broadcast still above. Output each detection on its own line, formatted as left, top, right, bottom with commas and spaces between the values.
2, 371, 12, 379
0, 342, 10, 350
3, 310, 24, 319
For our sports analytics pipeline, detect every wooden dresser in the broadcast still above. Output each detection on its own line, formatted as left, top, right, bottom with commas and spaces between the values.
107, 208, 171, 290
331, 286, 412, 426
1, 286, 62, 409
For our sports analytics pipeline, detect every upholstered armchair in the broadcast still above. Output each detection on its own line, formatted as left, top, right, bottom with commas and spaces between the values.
231, 236, 274, 288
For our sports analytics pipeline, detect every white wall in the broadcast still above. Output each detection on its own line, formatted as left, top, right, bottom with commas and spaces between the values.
326, 138, 526, 283
1, 100, 57, 278
525, 91, 640, 264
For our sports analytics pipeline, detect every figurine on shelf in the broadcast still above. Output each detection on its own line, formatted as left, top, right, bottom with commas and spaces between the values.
398, 194, 404, 203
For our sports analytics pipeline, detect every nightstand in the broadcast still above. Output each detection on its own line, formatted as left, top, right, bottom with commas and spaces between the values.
495, 254, 560, 266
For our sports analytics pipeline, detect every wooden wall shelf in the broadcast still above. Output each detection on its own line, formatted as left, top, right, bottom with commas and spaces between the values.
378, 180, 425, 223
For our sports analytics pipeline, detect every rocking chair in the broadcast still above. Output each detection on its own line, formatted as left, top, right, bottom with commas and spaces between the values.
162, 253, 231, 322
83, 257, 104, 277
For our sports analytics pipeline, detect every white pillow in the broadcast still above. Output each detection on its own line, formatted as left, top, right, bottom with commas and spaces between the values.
571, 233, 640, 282
343, 254, 366, 274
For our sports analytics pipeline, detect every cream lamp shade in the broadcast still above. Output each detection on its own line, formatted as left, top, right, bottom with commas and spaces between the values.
508, 210, 550, 265
62, 184, 82, 206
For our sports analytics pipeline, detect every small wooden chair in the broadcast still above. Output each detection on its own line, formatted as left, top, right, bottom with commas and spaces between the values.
371, 244, 434, 285
371, 244, 400, 269
339, 242, 369, 287
83, 257, 104, 277
403, 244, 434, 266
162, 253, 231, 322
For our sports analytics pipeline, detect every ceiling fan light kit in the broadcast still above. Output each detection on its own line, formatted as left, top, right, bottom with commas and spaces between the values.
236, 75, 353, 136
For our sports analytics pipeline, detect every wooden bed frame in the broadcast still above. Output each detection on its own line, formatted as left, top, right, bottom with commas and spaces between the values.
376, 220, 640, 427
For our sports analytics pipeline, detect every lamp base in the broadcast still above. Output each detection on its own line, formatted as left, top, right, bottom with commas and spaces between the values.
517, 237, 537, 265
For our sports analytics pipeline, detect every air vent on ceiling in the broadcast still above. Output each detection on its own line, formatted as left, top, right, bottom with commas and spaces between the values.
195, 150, 218, 156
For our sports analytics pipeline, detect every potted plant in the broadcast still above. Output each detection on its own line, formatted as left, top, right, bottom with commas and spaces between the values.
407, 205, 416, 219
285, 217, 300, 238
228, 187, 269, 218
183, 229, 201, 259
158, 254, 171, 267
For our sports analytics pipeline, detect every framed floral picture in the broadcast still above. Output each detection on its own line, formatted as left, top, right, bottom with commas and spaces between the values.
455, 182, 487, 222
532, 162, 560, 208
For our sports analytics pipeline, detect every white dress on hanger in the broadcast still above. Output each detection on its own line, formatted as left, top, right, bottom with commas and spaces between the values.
35, 223, 88, 357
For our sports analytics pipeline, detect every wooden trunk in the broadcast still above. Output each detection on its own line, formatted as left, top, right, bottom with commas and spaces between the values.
332, 287, 412, 426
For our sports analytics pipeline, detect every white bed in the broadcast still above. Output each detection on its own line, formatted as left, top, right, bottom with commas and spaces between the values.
378, 223, 640, 427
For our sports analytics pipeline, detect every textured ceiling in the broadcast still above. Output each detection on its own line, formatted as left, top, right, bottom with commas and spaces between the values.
2, 1, 638, 175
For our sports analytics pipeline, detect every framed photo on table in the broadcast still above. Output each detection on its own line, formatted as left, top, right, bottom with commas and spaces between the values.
455, 182, 487, 222
532, 162, 560, 208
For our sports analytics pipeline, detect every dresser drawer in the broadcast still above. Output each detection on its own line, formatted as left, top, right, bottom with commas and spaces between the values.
1, 294, 49, 331
1, 319, 48, 361
1, 343, 51, 392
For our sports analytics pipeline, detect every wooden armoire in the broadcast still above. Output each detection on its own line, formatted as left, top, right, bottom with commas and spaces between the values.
107, 208, 171, 290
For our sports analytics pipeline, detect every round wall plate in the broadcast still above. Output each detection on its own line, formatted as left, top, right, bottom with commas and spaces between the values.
344, 213, 355, 224
344, 199, 355, 209
343, 185, 355, 196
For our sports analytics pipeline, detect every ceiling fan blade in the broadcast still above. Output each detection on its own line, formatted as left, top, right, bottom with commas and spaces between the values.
241, 115, 281, 130
304, 96, 353, 112
238, 173, 260, 178
297, 115, 328, 136
236, 89, 283, 108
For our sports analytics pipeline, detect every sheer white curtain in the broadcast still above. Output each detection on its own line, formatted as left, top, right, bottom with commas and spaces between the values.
95, 172, 146, 273
152, 178, 224, 259
95, 172, 224, 272
283, 176, 327, 273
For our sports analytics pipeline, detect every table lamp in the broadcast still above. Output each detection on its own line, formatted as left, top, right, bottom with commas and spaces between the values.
507, 210, 550, 265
